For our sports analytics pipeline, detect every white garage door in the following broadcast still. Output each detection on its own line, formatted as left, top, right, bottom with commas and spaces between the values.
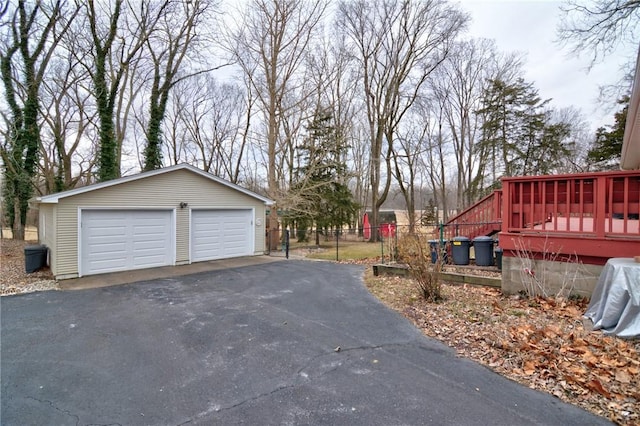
191, 209, 253, 262
80, 210, 173, 276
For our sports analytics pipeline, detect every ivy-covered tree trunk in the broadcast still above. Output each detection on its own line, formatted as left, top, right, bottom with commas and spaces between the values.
143, 112, 164, 170
94, 59, 119, 181
1, 94, 40, 241
1, 1, 74, 240
88, 0, 123, 182
87, 0, 155, 181
143, 86, 168, 171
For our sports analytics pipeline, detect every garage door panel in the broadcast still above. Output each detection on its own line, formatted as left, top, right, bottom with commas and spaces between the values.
195, 241, 221, 249
132, 240, 166, 250
133, 226, 167, 236
90, 259, 126, 272
132, 253, 167, 266
88, 242, 128, 255
87, 226, 127, 238
191, 210, 253, 262
225, 241, 245, 251
81, 210, 173, 276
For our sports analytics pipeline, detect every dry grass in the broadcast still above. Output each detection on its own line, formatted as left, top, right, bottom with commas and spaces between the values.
296, 240, 386, 261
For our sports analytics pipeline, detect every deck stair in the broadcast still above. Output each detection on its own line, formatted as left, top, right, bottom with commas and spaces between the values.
437, 190, 502, 241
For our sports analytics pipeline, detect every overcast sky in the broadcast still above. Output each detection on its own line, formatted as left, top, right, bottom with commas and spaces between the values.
460, 0, 637, 131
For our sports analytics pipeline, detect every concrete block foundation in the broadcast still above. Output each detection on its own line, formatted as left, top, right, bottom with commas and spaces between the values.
501, 255, 603, 298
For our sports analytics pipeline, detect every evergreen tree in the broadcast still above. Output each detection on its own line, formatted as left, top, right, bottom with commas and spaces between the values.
587, 96, 628, 170
477, 77, 574, 179
477, 78, 529, 179
288, 108, 359, 243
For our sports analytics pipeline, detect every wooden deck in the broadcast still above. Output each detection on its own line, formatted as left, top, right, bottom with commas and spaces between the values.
533, 217, 639, 234
500, 170, 640, 265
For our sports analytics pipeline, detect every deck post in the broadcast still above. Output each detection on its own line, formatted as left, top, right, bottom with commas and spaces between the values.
595, 175, 607, 238
501, 180, 510, 233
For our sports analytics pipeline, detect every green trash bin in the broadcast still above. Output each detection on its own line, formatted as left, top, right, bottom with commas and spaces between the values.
451, 236, 470, 265
25, 245, 47, 273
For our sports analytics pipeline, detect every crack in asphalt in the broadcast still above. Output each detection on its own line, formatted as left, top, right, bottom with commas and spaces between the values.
176, 341, 424, 425
26, 396, 80, 426
85, 423, 124, 426
25, 397, 124, 426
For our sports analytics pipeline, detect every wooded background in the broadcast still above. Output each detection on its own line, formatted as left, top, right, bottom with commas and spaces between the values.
1, 0, 636, 239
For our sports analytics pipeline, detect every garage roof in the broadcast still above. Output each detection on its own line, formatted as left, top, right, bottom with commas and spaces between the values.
37, 163, 274, 205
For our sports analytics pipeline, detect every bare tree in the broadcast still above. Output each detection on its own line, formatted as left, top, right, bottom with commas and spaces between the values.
552, 106, 593, 173
177, 76, 248, 183
558, 0, 639, 102
558, 0, 639, 63
141, 0, 222, 171
160, 83, 193, 166
0, 0, 79, 239
337, 0, 467, 240
415, 93, 451, 222
39, 50, 97, 193
82, 0, 164, 180
224, 0, 327, 247
392, 119, 429, 233
430, 38, 502, 209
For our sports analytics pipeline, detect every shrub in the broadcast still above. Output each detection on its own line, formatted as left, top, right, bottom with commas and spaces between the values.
397, 234, 443, 302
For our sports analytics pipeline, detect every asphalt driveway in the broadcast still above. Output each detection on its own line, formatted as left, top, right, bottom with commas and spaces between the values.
1, 260, 610, 425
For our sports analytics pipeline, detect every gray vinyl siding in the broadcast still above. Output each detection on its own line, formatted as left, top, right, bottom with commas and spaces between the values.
52, 169, 266, 277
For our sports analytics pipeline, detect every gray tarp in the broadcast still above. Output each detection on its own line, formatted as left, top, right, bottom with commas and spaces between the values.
583, 258, 640, 339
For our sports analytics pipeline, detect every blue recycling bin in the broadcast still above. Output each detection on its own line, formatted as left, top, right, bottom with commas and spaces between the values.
428, 240, 439, 263
451, 236, 470, 265
473, 236, 494, 266
428, 240, 448, 264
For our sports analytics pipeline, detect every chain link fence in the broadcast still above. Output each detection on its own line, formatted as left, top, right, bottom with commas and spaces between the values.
266, 222, 500, 267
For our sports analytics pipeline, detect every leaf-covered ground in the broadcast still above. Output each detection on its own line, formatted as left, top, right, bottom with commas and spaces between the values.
362, 268, 639, 425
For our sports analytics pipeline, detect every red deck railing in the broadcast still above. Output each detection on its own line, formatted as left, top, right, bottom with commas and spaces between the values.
503, 171, 640, 237
500, 170, 640, 262
438, 190, 502, 241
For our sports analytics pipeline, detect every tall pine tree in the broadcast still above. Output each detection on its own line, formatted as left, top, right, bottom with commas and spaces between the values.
288, 109, 358, 244
477, 77, 573, 182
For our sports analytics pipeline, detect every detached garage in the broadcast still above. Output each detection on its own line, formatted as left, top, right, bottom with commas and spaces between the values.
36, 164, 273, 279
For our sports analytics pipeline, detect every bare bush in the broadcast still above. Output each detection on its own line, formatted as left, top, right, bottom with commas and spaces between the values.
512, 236, 592, 300
397, 234, 442, 302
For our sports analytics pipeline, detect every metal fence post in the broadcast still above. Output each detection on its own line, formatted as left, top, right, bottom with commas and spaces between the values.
285, 229, 290, 259
394, 227, 398, 262
380, 228, 384, 264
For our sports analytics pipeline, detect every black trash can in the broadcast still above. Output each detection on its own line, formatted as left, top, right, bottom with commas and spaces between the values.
451, 236, 470, 265
25, 245, 47, 273
473, 236, 494, 266
495, 247, 503, 270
